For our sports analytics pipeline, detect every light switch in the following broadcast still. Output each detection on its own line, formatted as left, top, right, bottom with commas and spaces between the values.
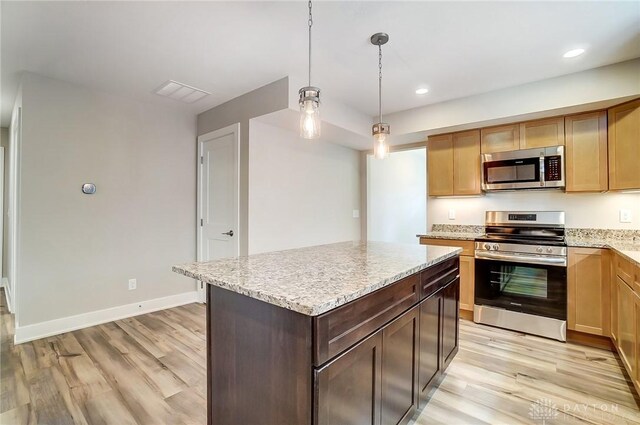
448, 209, 456, 220
620, 209, 632, 223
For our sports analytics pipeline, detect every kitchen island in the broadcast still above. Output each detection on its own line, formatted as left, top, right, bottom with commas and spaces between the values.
173, 241, 462, 425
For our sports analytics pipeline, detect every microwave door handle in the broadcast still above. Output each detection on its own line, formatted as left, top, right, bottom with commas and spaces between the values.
539, 155, 545, 187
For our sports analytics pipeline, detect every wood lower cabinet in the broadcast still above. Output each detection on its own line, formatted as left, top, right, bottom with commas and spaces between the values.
418, 291, 442, 406
608, 99, 640, 191
611, 262, 618, 345
567, 248, 610, 336
635, 292, 640, 392
442, 278, 460, 368
381, 306, 419, 425
459, 256, 475, 312
480, 124, 520, 153
519, 116, 565, 149
427, 134, 454, 196
565, 112, 608, 192
617, 277, 636, 379
315, 331, 383, 425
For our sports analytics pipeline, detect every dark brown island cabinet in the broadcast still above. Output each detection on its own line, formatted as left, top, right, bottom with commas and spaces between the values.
206, 256, 460, 425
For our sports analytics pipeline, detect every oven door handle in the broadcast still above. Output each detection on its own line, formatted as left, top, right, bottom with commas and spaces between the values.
475, 250, 567, 267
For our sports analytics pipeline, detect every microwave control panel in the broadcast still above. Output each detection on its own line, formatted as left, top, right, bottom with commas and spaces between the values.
544, 156, 562, 181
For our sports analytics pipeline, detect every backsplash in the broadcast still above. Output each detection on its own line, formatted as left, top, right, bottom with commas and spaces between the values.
566, 228, 640, 241
431, 224, 485, 233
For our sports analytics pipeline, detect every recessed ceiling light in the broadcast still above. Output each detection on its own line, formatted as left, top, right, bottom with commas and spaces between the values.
415, 88, 429, 95
154, 80, 211, 103
563, 48, 585, 58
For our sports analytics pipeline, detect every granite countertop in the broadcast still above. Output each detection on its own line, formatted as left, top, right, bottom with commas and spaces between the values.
417, 231, 483, 241
173, 241, 462, 316
566, 236, 640, 267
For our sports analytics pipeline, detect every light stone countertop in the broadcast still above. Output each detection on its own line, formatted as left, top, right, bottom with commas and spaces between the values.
416, 231, 483, 241
173, 241, 462, 316
566, 237, 640, 267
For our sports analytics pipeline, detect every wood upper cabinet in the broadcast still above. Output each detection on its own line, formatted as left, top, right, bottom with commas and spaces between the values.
381, 306, 419, 425
459, 256, 475, 312
519, 117, 565, 149
427, 131, 480, 196
608, 99, 640, 191
427, 134, 454, 196
480, 124, 520, 153
315, 331, 383, 425
567, 248, 610, 336
453, 130, 481, 195
565, 112, 608, 192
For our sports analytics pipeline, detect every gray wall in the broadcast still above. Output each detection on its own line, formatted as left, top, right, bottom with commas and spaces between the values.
0, 127, 8, 278
197, 77, 289, 255
17, 73, 197, 326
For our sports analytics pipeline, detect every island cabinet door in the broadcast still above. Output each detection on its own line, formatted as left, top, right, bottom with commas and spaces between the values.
381, 305, 420, 425
441, 277, 460, 369
314, 331, 383, 425
418, 290, 442, 408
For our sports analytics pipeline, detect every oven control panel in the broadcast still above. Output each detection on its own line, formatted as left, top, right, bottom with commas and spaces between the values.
475, 242, 567, 256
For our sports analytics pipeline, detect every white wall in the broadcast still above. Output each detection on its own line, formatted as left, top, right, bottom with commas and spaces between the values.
387, 59, 640, 137
16, 73, 197, 327
248, 120, 360, 254
429, 191, 640, 229
368, 149, 427, 243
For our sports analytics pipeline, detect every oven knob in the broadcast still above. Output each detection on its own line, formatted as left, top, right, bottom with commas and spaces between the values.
536, 247, 543, 253
483, 243, 491, 250
547, 247, 553, 253
492, 244, 499, 251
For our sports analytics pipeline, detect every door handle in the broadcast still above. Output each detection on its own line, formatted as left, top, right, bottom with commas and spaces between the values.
222, 230, 234, 237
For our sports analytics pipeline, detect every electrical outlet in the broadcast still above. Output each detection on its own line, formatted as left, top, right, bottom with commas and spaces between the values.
128, 278, 137, 290
352, 209, 360, 219
448, 209, 456, 220
619, 209, 632, 223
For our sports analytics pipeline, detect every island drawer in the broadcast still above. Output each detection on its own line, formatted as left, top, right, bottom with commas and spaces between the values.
420, 257, 459, 299
313, 273, 420, 366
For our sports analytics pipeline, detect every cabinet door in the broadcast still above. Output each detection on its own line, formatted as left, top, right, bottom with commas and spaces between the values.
567, 248, 610, 336
441, 277, 460, 369
608, 99, 640, 191
480, 124, 519, 153
459, 256, 475, 312
519, 117, 565, 149
618, 278, 636, 378
418, 291, 441, 407
453, 130, 481, 195
315, 331, 382, 425
427, 134, 454, 196
635, 292, 640, 393
565, 112, 608, 192
611, 258, 618, 344
381, 306, 419, 425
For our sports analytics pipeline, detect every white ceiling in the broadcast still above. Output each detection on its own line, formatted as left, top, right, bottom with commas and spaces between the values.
2, 1, 640, 126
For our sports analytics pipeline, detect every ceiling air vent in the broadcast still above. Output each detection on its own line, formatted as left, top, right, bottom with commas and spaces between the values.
154, 80, 210, 103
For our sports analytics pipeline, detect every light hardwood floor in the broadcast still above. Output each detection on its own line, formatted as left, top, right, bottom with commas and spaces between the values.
1, 290, 639, 424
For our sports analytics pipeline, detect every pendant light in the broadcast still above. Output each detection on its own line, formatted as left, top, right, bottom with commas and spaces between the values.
371, 33, 390, 159
299, 0, 321, 139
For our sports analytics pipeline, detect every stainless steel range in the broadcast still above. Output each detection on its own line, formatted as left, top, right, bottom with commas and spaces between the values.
474, 211, 568, 341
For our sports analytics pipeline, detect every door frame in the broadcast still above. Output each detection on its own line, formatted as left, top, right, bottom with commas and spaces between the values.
196, 123, 241, 302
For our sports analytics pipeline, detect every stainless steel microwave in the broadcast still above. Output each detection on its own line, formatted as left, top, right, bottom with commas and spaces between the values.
481, 146, 565, 191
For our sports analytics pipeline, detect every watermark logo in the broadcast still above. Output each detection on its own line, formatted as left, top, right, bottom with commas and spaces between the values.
529, 398, 559, 424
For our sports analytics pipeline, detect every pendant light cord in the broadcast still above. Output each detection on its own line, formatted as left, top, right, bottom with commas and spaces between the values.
308, 0, 313, 87
378, 44, 383, 123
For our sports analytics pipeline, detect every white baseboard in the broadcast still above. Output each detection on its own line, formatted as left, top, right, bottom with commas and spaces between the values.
3, 278, 14, 314
14, 291, 199, 344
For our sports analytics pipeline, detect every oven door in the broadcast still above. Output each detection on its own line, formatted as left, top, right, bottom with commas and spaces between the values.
474, 256, 567, 320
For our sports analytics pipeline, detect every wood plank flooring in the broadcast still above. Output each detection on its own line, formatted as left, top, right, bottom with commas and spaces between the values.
1, 289, 639, 424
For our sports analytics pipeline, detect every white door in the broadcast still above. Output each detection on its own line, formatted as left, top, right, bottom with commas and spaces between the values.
197, 123, 240, 301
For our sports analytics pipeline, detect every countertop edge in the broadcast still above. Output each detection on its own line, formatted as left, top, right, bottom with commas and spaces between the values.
416, 233, 482, 241
173, 247, 463, 316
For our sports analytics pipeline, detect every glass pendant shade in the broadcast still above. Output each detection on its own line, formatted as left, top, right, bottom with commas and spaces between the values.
372, 122, 390, 159
299, 87, 321, 139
